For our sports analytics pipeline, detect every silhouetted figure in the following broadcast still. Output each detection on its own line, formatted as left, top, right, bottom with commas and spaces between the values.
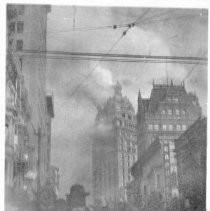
66, 184, 89, 211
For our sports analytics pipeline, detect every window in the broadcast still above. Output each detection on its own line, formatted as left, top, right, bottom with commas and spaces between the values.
127, 143, 131, 152
15, 124, 18, 135
182, 125, 187, 131
162, 124, 167, 131
169, 141, 175, 150
165, 162, 170, 168
8, 22, 15, 34
168, 109, 172, 115
8, 39, 13, 47
120, 139, 123, 150
18, 5, 25, 15
175, 109, 180, 115
176, 125, 181, 131
124, 141, 127, 152
117, 120, 120, 126
144, 185, 147, 195
162, 109, 166, 115
164, 145, 169, 152
166, 169, 170, 176
17, 21, 24, 33
165, 154, 169, 160
168, 124, 173, 131
121, 154, 124, 164
132, 147, 136, 153
19, 58, 22, 71
154, 124, 159, 131
173, 97, 179, 103
182, 109, 186, 116
128, 115, 132, 120
122, 113, 125, 118
16, 40, 23, 51
148, 124, 153, 131
157, 174, 161, 189
168, 98, 172, 102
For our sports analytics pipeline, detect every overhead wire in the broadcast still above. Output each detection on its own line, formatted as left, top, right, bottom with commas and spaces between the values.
15, 50, 207, 65
66, 28, 130, 99
47, 22, 133, 34
183, 50, 207, 82
59, 10, 148, 109
47, 9, 172, 34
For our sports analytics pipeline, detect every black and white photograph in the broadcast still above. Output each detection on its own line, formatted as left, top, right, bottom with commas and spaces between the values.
3, 2, 208, 211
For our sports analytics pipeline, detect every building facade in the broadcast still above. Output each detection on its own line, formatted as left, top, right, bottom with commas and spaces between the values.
175, 117, 207, 210
92, 82, 138, 210
6, 4, 52, 206
132, 81, 202, 208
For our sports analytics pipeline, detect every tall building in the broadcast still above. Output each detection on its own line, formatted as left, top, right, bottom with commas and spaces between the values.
175, 117, 206, 210
6, 4, 52, 205
131, 81, 202, 208
92, 82, 138, 210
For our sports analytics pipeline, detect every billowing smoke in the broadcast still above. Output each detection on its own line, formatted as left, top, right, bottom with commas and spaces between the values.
63, 65, 115, 109
48, 62, 116, 202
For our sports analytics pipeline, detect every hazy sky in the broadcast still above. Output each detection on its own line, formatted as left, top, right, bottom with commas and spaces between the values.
46, 6, 208, 201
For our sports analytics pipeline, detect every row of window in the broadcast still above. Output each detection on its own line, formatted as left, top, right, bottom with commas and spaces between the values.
167, 97, 179, 103
8, 21, 24, 34
161, 108, 186, 116
119, 130, 137, 140
122, 113, 133, 120
119, 140, 137, 153
118, 120, 136, 130
148, 124, 187, 131
120, 153, 137, 166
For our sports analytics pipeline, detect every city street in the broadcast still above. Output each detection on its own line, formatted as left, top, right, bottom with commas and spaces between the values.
5, 3, 208, 211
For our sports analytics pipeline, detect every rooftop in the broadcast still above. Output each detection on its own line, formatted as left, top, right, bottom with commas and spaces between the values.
139, 81, 191, 114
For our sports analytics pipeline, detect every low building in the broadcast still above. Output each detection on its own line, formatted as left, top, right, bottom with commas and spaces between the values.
175, 117, 207, 210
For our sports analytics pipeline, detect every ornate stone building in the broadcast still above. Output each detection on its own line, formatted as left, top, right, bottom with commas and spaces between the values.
92, 82, 137, 210
131, 81, 202, 208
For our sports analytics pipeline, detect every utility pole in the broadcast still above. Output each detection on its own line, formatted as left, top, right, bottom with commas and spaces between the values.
37, 126, 41, 199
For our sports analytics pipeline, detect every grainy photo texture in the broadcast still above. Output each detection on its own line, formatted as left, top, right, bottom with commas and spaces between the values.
5, 4, 207, 211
